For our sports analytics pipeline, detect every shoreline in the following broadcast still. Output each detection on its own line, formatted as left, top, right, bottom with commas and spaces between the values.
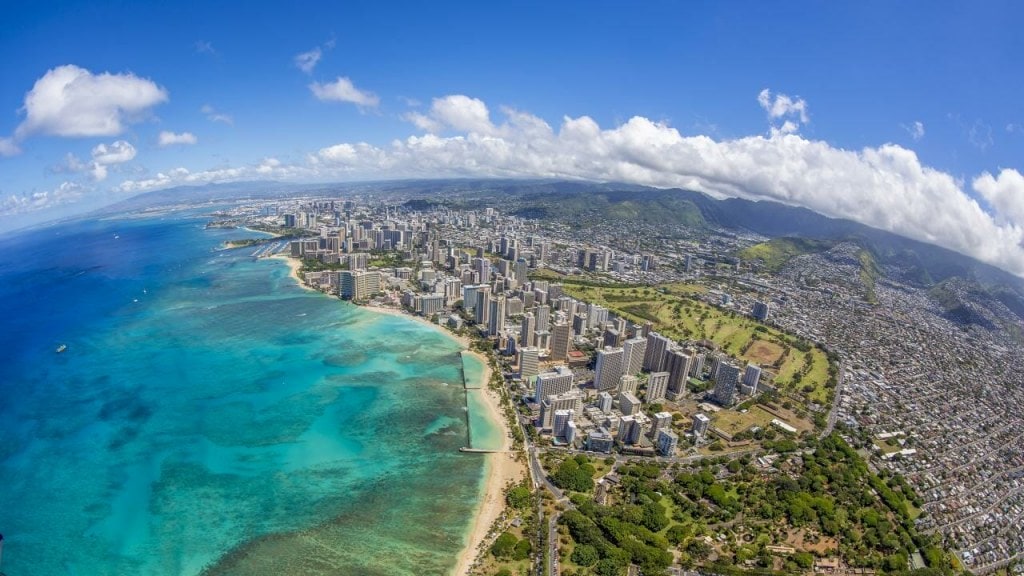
269, 254, 317, 293
270, 256, 524, 576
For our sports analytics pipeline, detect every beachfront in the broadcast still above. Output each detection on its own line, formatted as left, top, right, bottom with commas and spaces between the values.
276, 257, 525, 576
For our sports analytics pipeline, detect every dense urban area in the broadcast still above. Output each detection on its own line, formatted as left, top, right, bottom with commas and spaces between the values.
207, 188, 1024, 576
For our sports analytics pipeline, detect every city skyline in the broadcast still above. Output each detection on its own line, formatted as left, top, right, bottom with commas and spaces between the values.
2, 1, 1024, 276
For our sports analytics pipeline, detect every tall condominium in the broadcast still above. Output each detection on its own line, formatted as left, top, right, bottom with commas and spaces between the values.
473, 286, 491, 325
520, 312, 536, 348
550, 322, 572, 361
617, 415, 642, 445
742, 364, 762, 391
650, 411, 673, 439
622, 336, 647, 376
656, 429, 679, 456
643, 332, 672, 372
619, 392, 641, 416
664, 348, 694, 400
713, 362, 741, 406
339, 270, 381, 301
535, 304, 550, 332
646, 371, 670, 402
618, 374, 639, 396
487, 296, 505, 337
593, 346, 625, 392
692, 413, 711, 437
535, 365, 574, 400
752, 300, 771, 322
519, 347, 540, 380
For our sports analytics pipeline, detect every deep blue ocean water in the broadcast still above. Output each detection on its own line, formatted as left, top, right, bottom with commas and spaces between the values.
0, 211, 496, 575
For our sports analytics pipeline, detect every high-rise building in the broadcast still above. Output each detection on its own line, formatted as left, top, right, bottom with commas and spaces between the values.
553, 409, 574, 438
594, 347, 625, 392
535, 304, 551, 332
565, 420, 578, 444
650, 411, 673, 439
586, 303, 608, 329
690, 352, 706, 378
487, 296, 505, 337
656, 429, 679, 456
339, 270, 381, 301
643, 332, 672, 372
550, 322, 572, 361
618, 374, 639, 396
646, 371, 670, 402
473, 286, 491, 325
752, 300, 771, 322
597, 391, 613, 413
540, 390, 585, 429
742, 364, 762, 392
622, 336, 647, 376
519, 346, 540, 380
619, 392, 641, 416
617, 415, 642, 445
692, 413, 711, 438
713, 362, 741, 406
664, 348, 694, 400
587, 427, 614, 453
535, 365, 575, 401
521, 312, 536, 348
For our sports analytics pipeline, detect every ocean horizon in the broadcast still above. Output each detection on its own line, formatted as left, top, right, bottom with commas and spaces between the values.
0, 210, 499, 575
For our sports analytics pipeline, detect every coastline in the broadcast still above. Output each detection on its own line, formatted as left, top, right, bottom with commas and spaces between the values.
363, 304, 526, 575
269, 254, 316, 293
272, 257, 524, 576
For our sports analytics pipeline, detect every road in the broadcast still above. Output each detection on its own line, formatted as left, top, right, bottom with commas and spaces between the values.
820, 360, 845, 438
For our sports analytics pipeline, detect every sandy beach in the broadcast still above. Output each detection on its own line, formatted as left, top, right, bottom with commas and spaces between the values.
362, 305, 526, 575
450, 356, 525, 576
271, 259, 524, 575
269, 254, 316, 293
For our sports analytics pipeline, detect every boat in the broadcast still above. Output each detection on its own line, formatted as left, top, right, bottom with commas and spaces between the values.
56, 344, 67, 353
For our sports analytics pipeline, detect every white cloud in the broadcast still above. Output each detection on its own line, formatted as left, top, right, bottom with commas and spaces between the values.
91, 140, 136, 164
968, 120, 993, 151
200, 104, 233, 125
294, 47, 322, 74
902, 120, 925, 140
1, 181, 85, 216
13, 65, 168, 139
158, 131, 198, 147
309, 77, 379, 108
758, 88, 809, 124
974, 169, 1024, 227
115, 92, 1024, 277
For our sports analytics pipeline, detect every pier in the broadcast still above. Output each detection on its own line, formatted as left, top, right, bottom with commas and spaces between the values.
459, 447, 507, 454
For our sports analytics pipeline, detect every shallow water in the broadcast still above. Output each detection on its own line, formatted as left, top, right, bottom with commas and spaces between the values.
0, 213, 494, 575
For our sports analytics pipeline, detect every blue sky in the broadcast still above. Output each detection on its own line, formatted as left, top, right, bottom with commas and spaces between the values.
2, 1, 1024, 274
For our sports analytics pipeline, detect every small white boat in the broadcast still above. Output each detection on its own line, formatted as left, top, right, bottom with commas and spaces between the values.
56, 344, 67, 353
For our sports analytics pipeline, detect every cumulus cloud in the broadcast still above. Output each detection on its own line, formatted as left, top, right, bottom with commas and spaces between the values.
1, 181, 85, 216
91, 140, 136, 164
84, 140, 137, 181
13, 65, 168, 139
758, 89, 809, 124
974, 169, 1024, 227
309, 77, 379, 108
294, 47, 322, 74
903, 121, 925, 140
116, 92, 1024, 276
200, 104, 233, 125
158, 131, 197, 147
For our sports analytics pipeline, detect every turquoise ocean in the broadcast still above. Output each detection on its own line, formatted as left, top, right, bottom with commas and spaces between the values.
0, 210, 500, 575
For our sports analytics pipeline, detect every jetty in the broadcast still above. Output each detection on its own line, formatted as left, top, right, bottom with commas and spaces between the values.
459, 447, 506, 454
